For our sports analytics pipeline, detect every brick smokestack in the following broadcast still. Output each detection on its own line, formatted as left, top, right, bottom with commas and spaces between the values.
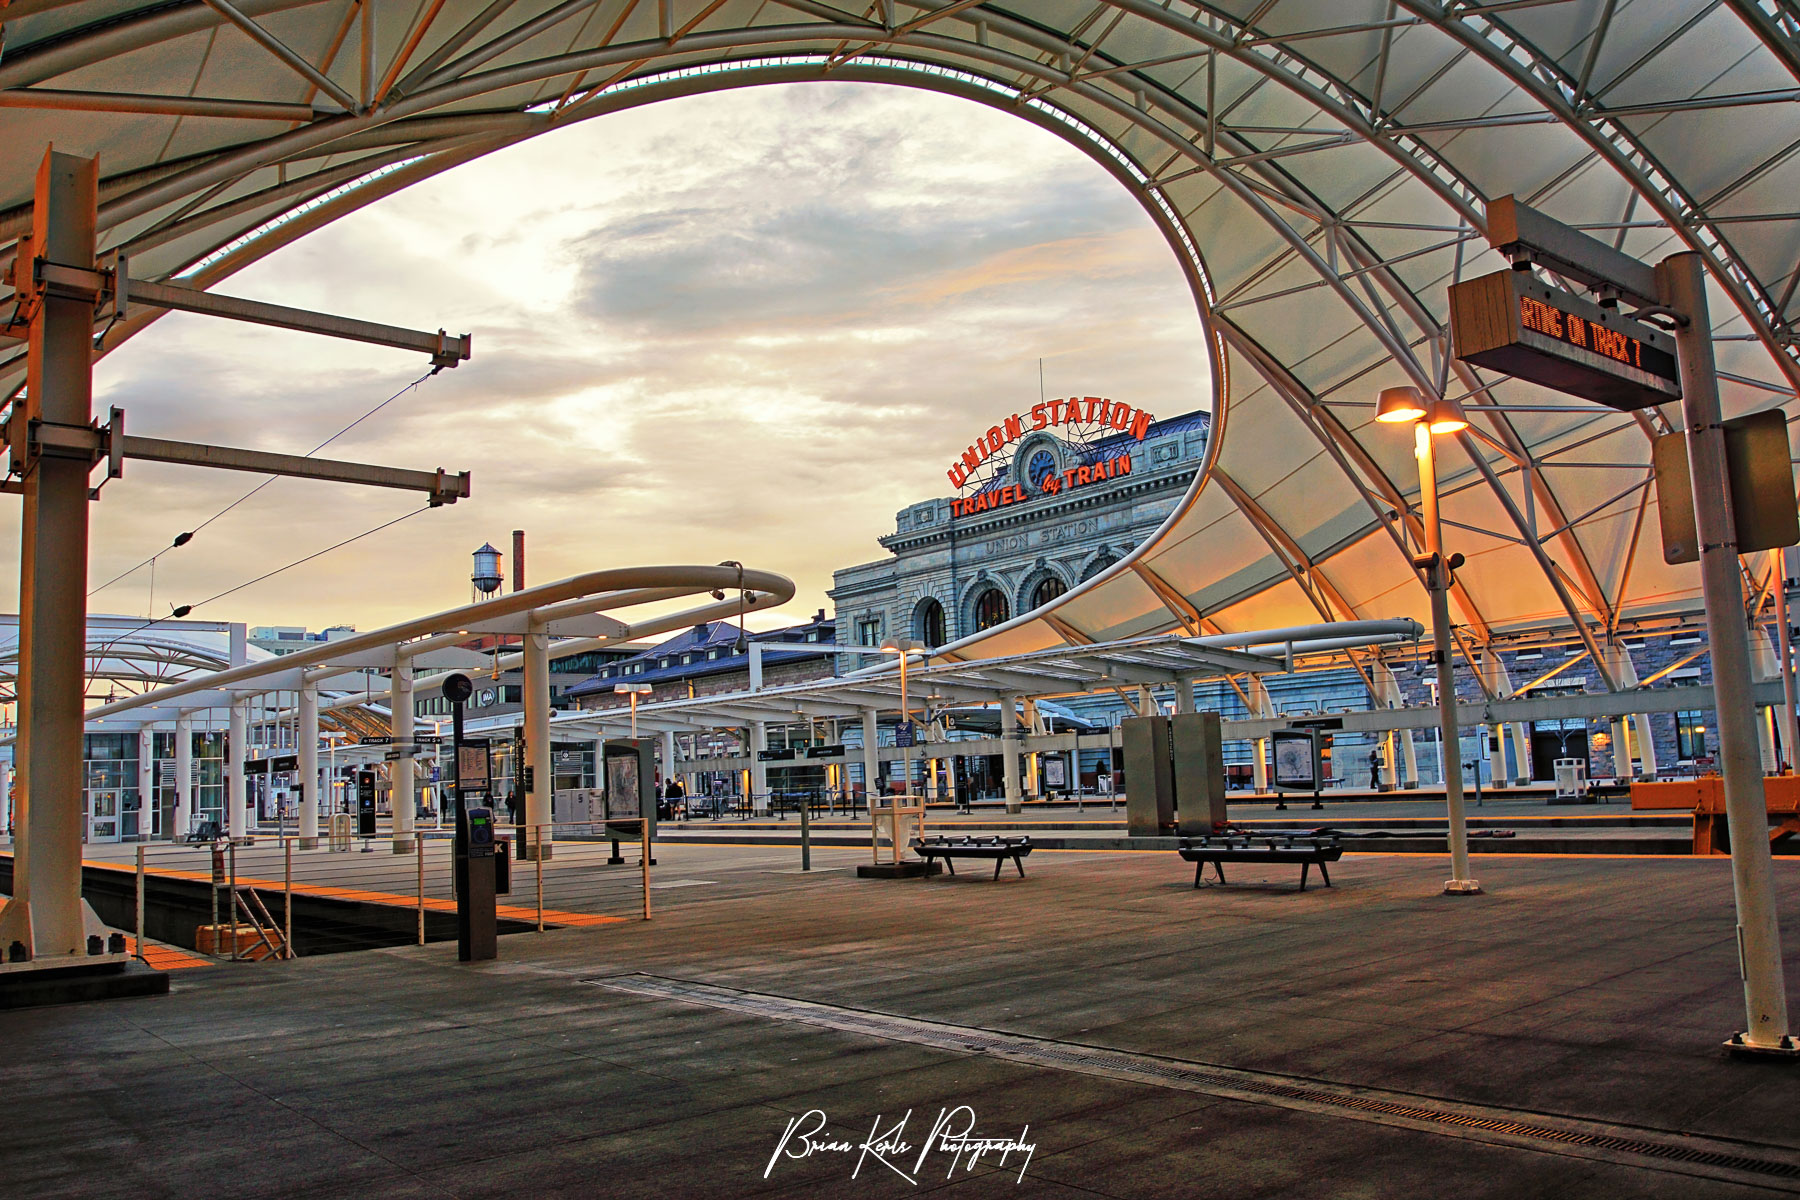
511, 529, 525, 592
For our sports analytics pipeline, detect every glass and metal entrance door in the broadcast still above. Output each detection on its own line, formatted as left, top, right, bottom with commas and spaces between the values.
87, 788, 122, 842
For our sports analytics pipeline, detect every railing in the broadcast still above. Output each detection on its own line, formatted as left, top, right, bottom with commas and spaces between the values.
96, 821, 661, 965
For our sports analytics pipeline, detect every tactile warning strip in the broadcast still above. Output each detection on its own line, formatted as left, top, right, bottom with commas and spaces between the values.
594, 974, 1800, 1191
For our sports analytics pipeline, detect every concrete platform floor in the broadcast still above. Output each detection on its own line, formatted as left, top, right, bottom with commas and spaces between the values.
4, 846, 1799, 1198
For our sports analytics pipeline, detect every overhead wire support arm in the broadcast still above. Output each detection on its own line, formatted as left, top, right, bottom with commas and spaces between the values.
121, 275, 471, 369
120, 434, 471, 506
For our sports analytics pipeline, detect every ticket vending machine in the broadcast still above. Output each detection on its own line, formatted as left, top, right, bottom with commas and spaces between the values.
356, 770, 377, 838
443, 672, 498, 963
459, 805, 498, 961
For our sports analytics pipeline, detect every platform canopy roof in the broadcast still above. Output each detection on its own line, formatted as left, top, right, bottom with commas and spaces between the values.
2, 1, 1796, 693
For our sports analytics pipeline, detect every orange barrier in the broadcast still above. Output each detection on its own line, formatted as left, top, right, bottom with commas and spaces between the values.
1629, 777, 1800, 854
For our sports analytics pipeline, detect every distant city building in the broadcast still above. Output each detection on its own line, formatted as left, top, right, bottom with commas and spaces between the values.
567, 611, 838, 711
248, 624, 357, 656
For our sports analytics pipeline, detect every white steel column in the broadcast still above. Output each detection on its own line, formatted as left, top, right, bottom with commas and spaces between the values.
390, 655, 415, 853
1250, 676, 1273, 792
1610, 643, 1657, 780
1377, 665, 1419, 787
1662, 251, 1790, 1052
860, 709, 879, 804
1752, 632, 1781, 773
1022, 698, 1040, 799
1777, 548, 1800, 772
173, 714, 193, 840
750, 721, 768, 813
136, 727, 154, 842
298, 684, 319, 848
1002, 694, 1023, 814
522, 623, 553, 859
227, 698, 248, 841
0, 151, 103, 963
661, 730, 676, 792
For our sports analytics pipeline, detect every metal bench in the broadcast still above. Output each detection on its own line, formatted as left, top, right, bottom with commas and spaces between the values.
910, 835, 1033, 879
1177, 835, 1343, 891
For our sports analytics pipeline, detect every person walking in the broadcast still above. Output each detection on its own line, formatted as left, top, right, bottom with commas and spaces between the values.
1368, 748, 1383, 791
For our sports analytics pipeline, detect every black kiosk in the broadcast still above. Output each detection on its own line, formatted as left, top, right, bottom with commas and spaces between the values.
445, 673, 498, 962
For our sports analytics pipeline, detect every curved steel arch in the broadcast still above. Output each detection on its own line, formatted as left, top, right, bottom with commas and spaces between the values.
0, 0, 1790, 670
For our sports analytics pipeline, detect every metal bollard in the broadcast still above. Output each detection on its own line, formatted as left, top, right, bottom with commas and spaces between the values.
135, 845, 146, 963
284, 838, 293, 960
417, 833, 426, 946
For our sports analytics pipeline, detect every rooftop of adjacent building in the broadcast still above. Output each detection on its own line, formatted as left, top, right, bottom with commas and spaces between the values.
564, 610, 837, 697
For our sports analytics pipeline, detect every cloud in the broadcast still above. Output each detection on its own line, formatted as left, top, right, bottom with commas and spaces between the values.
8, 82, 1214, 637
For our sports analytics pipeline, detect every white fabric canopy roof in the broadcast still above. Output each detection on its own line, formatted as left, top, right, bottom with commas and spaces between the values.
2, 1, 1795, 689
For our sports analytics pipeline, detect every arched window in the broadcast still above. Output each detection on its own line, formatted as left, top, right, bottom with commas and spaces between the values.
915, 598, 947, 648
1080, 553, 1118, 582
973, 588, 1010, 632
1031, 576, 1067, 608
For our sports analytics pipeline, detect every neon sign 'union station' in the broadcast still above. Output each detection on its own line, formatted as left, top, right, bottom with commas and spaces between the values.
831, 405, 1211, 659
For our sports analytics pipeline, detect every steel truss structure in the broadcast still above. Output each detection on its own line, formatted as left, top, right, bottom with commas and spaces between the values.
1, 0, 1796, 677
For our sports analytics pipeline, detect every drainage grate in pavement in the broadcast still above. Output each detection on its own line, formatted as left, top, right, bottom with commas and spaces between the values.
593, 974, 1800, 1192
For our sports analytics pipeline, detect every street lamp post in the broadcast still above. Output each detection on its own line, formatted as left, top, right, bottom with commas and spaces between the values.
1378, 386, 1481, 894
615, 683, 652, 740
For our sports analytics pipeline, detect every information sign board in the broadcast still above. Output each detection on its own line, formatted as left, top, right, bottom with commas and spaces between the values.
1271, 729, 1320, 792
1449, 270, 1679, 411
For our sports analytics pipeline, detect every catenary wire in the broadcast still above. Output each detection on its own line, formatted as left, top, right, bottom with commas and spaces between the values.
88, 366, 437, 597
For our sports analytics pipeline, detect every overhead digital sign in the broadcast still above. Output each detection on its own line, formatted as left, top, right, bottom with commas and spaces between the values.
1449, 270, 1680, 411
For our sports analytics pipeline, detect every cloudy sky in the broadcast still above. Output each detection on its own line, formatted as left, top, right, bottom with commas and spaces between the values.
51, 81, 1213, 635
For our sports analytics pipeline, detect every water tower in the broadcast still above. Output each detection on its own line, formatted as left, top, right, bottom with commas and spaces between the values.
471, 542, 503, 602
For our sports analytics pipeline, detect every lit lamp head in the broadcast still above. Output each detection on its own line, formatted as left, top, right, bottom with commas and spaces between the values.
1375, 386, 1428, 424
879, 637, 925, 656
1426, 394, 1468, 435
614, 683, 653, 697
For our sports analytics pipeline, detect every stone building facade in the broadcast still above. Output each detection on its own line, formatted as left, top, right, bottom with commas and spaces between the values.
830, 407, 1211, 668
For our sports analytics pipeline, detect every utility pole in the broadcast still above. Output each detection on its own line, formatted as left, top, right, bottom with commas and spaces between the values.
1660, 254, 1792, 1056
0, 148, 473, 985
1450, 197, 1793, 1056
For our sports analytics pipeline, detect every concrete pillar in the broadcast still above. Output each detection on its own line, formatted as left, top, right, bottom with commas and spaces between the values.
298, 684, 319, 848
861, 709, 879, 805
661, 729, 676, 798
389, 656, 415, 853
1174, 676, 1196, 714
173, 714, 193, 840
136, 727, 154, 842
1021, 698, 1040, 799
1374, 664, 1418, 787
1002, 694, 1023, 814
1753, 629, 1781, 773
924, 757, 939, 803
0, 151, 106, 963
1249, 676, 1273, 792
521, 624, 553, 859
228, 698, 247, 841
750, 721, 768, 813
